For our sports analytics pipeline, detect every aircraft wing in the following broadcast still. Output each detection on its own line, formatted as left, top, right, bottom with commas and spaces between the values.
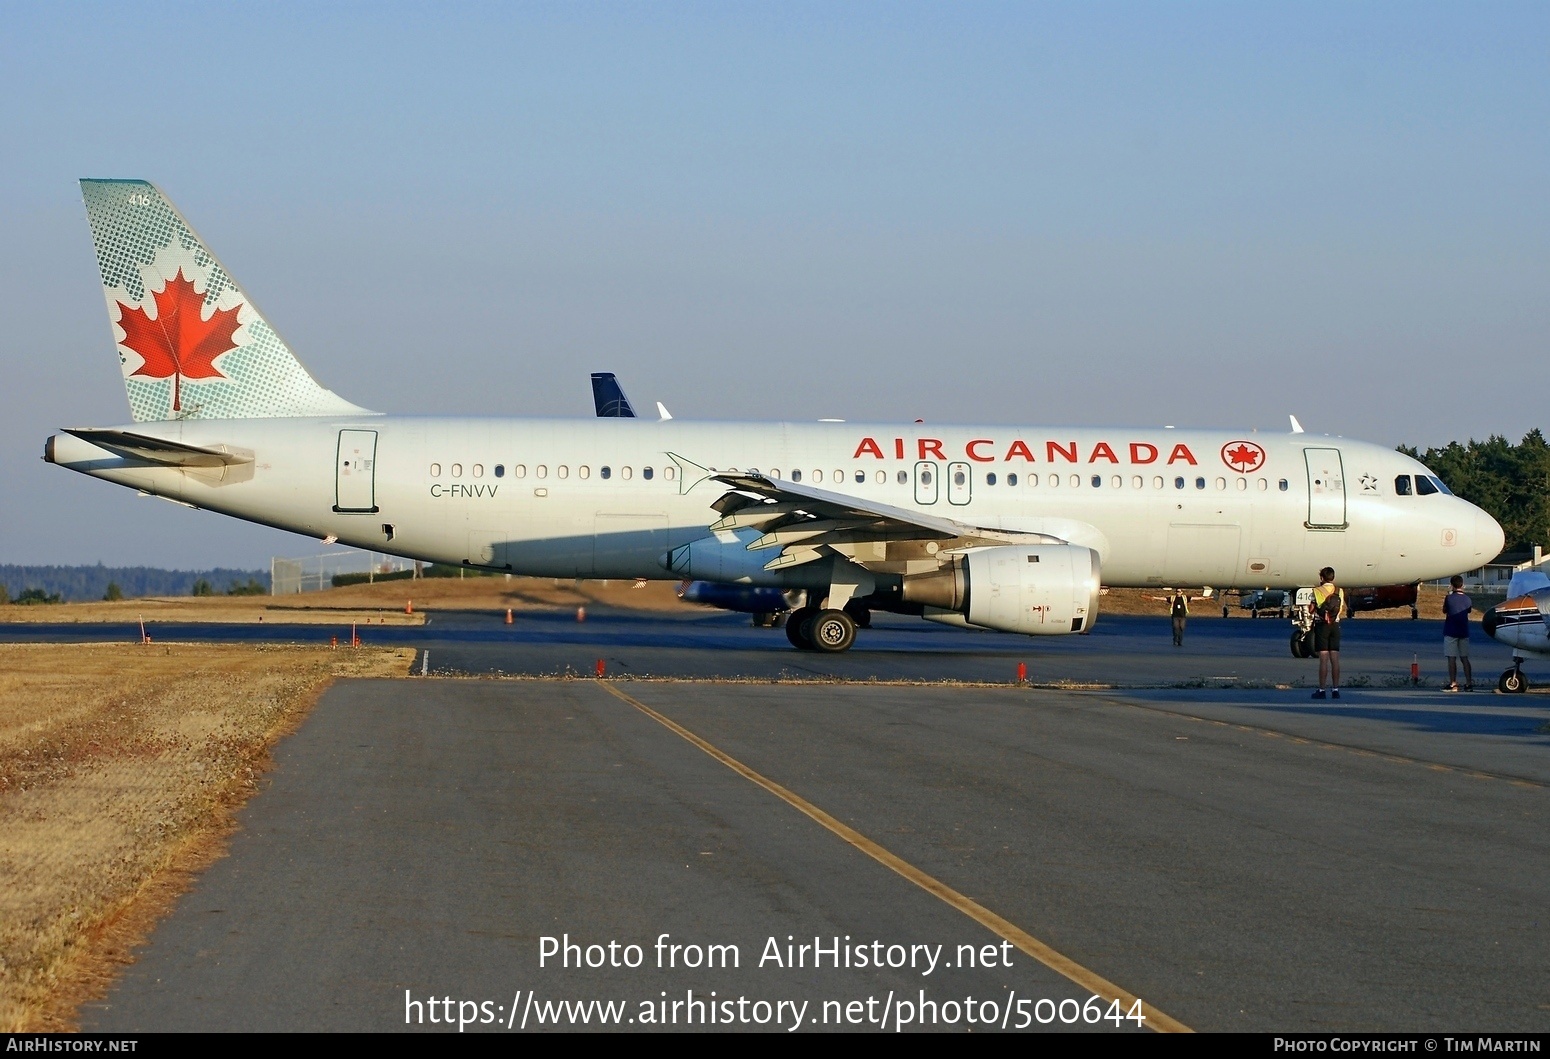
707, 471, 1063, 572
62, 428, 254, 468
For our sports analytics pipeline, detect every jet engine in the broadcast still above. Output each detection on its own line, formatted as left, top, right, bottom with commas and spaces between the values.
902, 544, 1101, 635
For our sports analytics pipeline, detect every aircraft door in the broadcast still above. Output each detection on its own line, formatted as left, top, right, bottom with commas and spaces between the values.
914, 461, 939, 505
947, 461, 972, 506
335, 429, 378, 513
1304, 448, 1347, 528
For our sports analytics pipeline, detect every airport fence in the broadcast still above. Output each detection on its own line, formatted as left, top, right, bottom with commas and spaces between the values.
270, 549, 418, 595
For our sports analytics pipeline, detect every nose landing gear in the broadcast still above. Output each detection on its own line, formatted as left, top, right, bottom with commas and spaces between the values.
1498, 659, 1529, 694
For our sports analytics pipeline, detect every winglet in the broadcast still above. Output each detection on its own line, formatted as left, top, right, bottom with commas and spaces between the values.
1289, 415, 1305, 434
656, 401, 674, 421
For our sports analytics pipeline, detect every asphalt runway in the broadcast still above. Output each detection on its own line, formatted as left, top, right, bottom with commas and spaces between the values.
80, 672, 1550, 1032
1, 607, 1532, 688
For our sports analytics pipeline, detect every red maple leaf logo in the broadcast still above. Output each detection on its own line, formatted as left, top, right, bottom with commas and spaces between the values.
1221, 441, 1266, 473
116, 269, 241, 413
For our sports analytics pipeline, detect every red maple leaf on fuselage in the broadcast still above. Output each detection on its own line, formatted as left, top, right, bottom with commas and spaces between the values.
117, 269, 241, 413
1225, 444, 1263, 471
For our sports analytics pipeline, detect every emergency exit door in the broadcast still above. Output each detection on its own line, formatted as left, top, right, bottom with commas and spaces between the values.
1304, 447, 1345, 528
335, 429, 378, 513
914, 461, 939, 505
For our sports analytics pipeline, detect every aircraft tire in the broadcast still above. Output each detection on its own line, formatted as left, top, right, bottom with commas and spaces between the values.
786, 607, 817, 650
1291, 632, 1312, 659
810, 609, 858, 653
1499, 668, 1528, 694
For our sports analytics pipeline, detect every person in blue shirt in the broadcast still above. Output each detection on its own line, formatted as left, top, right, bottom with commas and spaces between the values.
1442, 575, 1473, 692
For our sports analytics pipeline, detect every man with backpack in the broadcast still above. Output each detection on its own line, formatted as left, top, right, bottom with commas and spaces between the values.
1311, 567, 1345, 700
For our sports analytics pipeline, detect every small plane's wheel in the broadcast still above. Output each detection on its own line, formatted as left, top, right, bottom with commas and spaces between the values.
843, 602, 872, 629
1290, 632, 1310, 659
810, 609, 858, 653
1499, 667, 1528, 694
786, 607, 817, 650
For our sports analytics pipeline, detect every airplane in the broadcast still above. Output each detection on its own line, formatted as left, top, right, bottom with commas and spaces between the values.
1480, 569, 1550, 693
587, 371, 797, 626
45, 180, 1506, 654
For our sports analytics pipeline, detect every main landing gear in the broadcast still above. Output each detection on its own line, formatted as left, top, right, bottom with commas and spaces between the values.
785, 602, 870, 652
1499, 659, 1529, 694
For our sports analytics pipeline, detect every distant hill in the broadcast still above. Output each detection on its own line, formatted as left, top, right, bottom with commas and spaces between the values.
0, 565, 269, 603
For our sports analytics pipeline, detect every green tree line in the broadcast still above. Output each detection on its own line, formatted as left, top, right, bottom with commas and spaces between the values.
1399, 430, 1550, 556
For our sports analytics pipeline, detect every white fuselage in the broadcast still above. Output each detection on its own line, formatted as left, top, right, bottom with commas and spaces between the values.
49, 417, 1503, 592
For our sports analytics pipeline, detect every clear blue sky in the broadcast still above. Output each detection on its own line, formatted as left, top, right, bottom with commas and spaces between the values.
2, 2, 1546, 568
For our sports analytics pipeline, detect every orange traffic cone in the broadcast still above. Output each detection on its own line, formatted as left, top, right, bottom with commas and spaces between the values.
505, 608, 514, 624
576, 606, 587, 623
406, 600, 413, 614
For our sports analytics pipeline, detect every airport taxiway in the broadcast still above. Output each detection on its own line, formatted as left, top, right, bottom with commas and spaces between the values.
73, 618, 1550, 1031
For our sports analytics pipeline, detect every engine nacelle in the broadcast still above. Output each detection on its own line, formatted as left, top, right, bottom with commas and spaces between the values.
906, 544, 1101, 635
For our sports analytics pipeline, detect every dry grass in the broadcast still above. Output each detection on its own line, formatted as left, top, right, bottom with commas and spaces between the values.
1100, 583, 1469, 620
0, 576, 693, 624
0, 642, 413, 1030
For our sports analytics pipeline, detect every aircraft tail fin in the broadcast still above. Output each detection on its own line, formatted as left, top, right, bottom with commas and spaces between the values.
80, 179, 371, 422
590, 372, 637, 418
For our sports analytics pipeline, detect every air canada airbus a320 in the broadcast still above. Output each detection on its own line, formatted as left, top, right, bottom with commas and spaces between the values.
45, 180, 1504, 653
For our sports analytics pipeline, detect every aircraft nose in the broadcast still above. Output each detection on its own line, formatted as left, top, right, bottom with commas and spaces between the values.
1478, 509, 1506, 561
1482, 605, 1500, 638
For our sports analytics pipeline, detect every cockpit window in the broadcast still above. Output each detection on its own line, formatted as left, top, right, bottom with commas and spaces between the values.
1415, 475, 1439, 496
1394, 475, 1412, 496
1431, 476, 1453, 495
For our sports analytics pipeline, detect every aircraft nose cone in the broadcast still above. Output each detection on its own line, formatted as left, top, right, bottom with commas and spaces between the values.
1478, 510, 1506, 561
1482, 606, 1500, 638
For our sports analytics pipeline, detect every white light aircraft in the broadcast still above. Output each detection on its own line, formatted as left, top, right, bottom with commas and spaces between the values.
46, 180, 1505, 653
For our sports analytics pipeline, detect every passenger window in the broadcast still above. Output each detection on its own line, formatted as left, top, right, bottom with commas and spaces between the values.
429, 463, 441, 477
558, 465, 568, 479
514, 464, 526, 479
600, 466, 611, 480
1070, 475, 1081, 488
1195, 477, 1206, 489
1257, 478, 1267, 490
1278, 479, 1289, 491
834, 470, 843, 483
1132, 476, 1142, 488
1028, 473, 1039, 487
643, 467, 654, 480
1007, 472, 1018, 486
1174, 477, 1185, 489
855, 470, 865, 484
1235, 477, 1246, 491
1091, 475, 1102, 488
896, 470, 907, 484
1394, 475, 1412, 495
955, 470, 967, 486
536, 465, 547, 479
494, 464, 505, 478
622, 466, 632, 480
664, 466, 675, 481
875, 470, 886, 484
1416, 475, 1438, 496
1214, 477, 1225, 490
451, 463, 463, 478
1112, 475, 1122, 488
1153, 476, 1163, 489
920, 469, 933, 486
791, 469, 802, 483
473, 464, 484, 478
986, 472, 997, 486
579, 465, 590, 479
1049, 474, 1059, 488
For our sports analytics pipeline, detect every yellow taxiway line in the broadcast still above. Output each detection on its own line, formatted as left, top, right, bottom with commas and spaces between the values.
599, 680, 1192, 1034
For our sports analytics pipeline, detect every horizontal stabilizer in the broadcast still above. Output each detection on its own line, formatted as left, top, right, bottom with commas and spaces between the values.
62, 428, 253, 468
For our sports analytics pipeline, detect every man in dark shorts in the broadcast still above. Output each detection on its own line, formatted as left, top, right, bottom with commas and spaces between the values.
1311, 567, 1345, 699
1442, 574, 1474, 691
